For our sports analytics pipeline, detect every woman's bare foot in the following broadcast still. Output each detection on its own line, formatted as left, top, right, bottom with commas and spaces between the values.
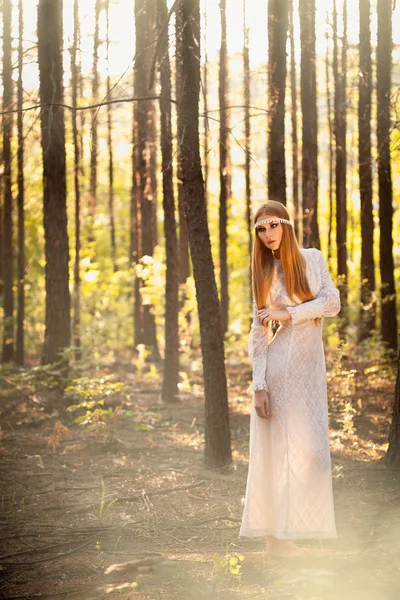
265, 536, 311, 558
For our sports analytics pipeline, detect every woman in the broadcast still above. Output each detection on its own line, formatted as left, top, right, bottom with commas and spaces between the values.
239, 200, 340, 557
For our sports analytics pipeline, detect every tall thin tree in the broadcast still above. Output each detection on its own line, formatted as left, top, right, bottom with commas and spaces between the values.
2, 0, 14, 363
157, 0, 180, 403
203, 3, 209, 205
106, 0, 117, 271
177, 0, 232, 468
149, 104, 159, 251
289, 0, 300, 240
176, 12, 190, 285
267, 0, 288, 205
134, 0, 159, 360
243, 0, 252, 310
71, 0, 82, 359
377, 0, 397, 352
299, 0, 320, 248
16, 0, 25, 365
325, 26, 334, 263
333, 0, 348, 328
0, 165, 3, 299
38, 0, 71, 364
358, 0, 375, 340
130, 100, 144, 346
387, 345, 400, 465
88, 0, 101, 245
219, 0, 229, 335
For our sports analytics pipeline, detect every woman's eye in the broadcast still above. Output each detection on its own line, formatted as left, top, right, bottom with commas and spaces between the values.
270, 223, 278, 228
256, 227, 266, 233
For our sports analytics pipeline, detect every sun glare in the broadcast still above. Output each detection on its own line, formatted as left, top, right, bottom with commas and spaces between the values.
4, 0, 400, 95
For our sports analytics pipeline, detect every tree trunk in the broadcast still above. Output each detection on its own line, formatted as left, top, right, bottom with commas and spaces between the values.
106, 0, 117, 272
0, 170, 3, 300
148, 100, 159, 251
325, 21, 334, 264
177, 0, 232, 469
38, 0, 71, 364
203, 5, 209, 206
71, 0, 82, 360
219, 0, 229, 335
2, 0, 14, 363
299, 0, 319, 248
289, 0, 300, 240
243, 0, 252, 311
333, 0, 348, 330
358, 0, 375, 341
387, 351, 400, 465
267, 0, 288, 205
16, 0, 25, 365
377, 0, 397, 353
131, 101, 144, 347
78, 46, 85, 180
157, 0, 180, 403
175, 12, 190, 285
88, 0, 101, 245
134, 0, 159, 360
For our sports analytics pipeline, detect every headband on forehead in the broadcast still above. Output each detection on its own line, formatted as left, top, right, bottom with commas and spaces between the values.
254, 217, 292, 228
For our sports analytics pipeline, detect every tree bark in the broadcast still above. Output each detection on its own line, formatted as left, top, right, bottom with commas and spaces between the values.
38, 0, 71, 364
2, 0, 14, 363
299, 0, 319, 248
377, 0, 397, 352
149, 102, 159, 251
333, 0, 348, 330
289, 0, 300, 240
177, 0, 232, 469
71, 0, 82, 360
78, 44, 85, 180
106, 0, 117, 272
325, 22, 334, 264
0, 169, 3, 300
387, 350, 400, 465
134, 0, 160, 360
358, 0, 376, 341
175, 11, 190, 285
130, 100, 144, 346
16, 0, 25, 365
219, 0, 229, 335
203, 6, 209, 206
88, 0, 101, 245
243, 0, 252, 311
267, 0, 288, 205
157, 0, 180, 403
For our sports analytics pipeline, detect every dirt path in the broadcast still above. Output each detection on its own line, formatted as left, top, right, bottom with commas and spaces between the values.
0, 356, 399, 599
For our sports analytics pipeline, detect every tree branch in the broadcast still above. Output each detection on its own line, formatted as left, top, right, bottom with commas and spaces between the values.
0, 95, 178, 116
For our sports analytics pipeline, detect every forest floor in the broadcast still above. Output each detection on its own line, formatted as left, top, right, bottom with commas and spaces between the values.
0, 345, 399, 600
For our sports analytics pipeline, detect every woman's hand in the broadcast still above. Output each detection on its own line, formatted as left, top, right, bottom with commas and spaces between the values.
257, 307, 291, 325
254, 389, 271, 419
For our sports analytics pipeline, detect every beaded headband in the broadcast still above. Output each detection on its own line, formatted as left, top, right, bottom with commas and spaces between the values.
254, 217, 292, 229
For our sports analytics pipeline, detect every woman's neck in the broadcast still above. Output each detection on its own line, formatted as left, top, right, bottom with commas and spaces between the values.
273, 250, 281, 259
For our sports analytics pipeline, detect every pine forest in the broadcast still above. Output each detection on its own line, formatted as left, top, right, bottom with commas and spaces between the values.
0, 1, 400, 597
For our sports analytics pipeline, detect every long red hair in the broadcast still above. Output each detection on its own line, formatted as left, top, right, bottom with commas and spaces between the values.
252, 201, 314, 309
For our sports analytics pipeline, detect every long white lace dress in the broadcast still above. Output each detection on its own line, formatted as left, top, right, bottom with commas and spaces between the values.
239, 248, 340, 540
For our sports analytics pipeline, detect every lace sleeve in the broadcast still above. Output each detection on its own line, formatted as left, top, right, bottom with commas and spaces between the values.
247, 301, 270, 393
286, 250, 341, 323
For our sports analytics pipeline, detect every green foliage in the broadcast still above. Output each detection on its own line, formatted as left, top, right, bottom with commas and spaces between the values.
212, 551, 244, 581
65, 374, 162, 436
0, 360, 69, 421
65, 376, 124, 433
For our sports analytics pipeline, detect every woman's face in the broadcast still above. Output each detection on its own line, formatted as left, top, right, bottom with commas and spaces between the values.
255, 214, 283, 251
